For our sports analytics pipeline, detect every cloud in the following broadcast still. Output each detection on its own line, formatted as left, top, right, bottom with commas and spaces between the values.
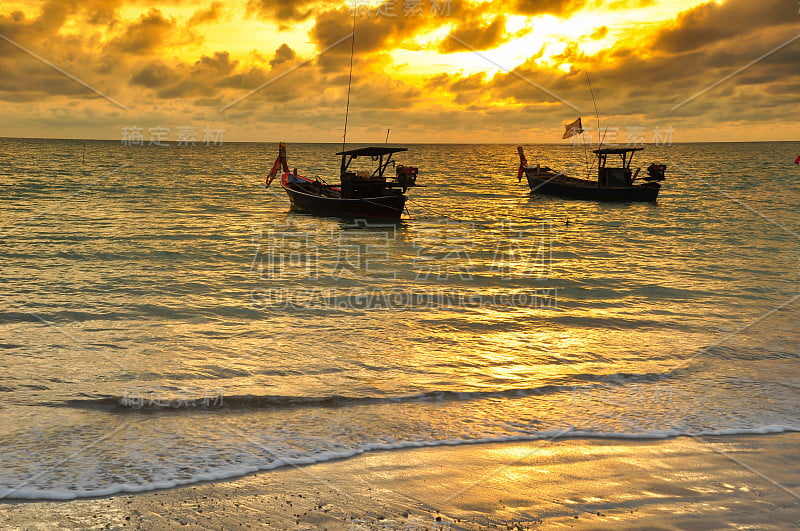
188, 2, 225, 26
0, 0, 796, 142
247, 0, 320, 22
0, 1, 127, 101
82, 0, 124, 26
475, 16, 800, 129
105, 8, 180, 55
0, 0, 124, 44
514, 0, 587, 16
439, 15, 508, 53
135, 51, 240, 99
311, 2, 457, 56
130, 61, 178, 88
199, 50, 238, 74
0, 1, 68, 47
269, 43, 296, 68
653, 0, 798, 53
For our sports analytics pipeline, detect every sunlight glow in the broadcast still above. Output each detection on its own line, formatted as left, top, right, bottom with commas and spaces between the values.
385, 0, 709, 81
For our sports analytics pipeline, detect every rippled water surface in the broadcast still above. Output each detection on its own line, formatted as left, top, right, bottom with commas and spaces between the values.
0, 138, 798, 499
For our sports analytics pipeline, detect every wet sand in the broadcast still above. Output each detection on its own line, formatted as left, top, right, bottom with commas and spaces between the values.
1, 433, 798, 530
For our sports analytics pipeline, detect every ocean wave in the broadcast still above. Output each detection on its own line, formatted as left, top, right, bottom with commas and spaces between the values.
0, 305, 258, 325
698, 345, 800, 360
0, 311, 128, 324
0, 343, 23, 349
3, 425, 798, 501
55, 370, 686, 411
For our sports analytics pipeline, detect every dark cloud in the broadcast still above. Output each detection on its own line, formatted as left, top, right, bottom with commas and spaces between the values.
312, 8, 372, 53
439, 15, 508, 53
84, 0, 123, 26
311, 2, 462, 56
0, 55, 105, 97
0, 1, 69, 47
36, 0, 72, 32
515, 0, 587, 16
198, 50, 238, 74
149, 51, 240, 98
0, 90, 42, 103
450, 72, 487, 92
247, 0, 319, 22
188, 2, 224, 26
345, 74, 423, 110
193, 95, 225, 107
0, 0, 123, 44
309, 1, 522, 62
0, 1, 127, 100
106, 8, 177, 55
131, 61, 178, 88
128, 46, 341, 105
269, 43, 296, 68
654, 0, 798, 53
217, 65, 271, 91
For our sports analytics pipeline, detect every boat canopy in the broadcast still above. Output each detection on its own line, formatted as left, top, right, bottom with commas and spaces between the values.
335, 146, 408, 157
338, 146, 408, 179
592, 148, 643, 155
593, 146, 643, 171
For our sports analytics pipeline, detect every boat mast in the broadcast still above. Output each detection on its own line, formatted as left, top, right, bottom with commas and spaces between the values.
341, 10, 356, 156
585, 72, 600, 147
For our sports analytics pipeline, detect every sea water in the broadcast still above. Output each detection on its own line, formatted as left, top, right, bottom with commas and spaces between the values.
0, 138, 798, 499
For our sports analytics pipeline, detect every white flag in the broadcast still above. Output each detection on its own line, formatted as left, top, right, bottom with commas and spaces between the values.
562, 117, 583, 139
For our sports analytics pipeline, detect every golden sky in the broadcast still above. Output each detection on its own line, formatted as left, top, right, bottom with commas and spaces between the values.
0, 0, 797, 142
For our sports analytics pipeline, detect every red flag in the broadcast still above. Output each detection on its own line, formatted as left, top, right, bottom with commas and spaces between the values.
517, 146, 528, 181
265, 142, 289, 188
795, 154, 800, 164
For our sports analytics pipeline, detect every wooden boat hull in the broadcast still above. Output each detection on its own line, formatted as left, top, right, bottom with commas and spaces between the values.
525, 172, 661, 202
281, 182, 407, 219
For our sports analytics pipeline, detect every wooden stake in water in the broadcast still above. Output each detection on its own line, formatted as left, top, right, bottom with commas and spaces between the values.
385, 129, 390, 143
82, 140, 86, 164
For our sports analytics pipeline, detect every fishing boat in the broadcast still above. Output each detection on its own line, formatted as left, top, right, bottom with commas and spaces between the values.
517, 146, 667, 202
265, 142, 420, 219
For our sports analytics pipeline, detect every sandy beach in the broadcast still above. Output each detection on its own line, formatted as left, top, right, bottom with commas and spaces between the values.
1, 433, 798, 530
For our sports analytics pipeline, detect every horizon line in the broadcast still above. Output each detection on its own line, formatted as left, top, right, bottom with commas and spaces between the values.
0, 136, 797, 145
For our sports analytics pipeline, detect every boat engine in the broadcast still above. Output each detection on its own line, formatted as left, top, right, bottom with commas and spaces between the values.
396, 165, 418, 188
645, 163, 667, 182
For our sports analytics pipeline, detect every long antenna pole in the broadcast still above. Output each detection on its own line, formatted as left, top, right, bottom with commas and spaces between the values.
341, 11, 356, 153
585, 71, 600, 147
581, 129, 589, 178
